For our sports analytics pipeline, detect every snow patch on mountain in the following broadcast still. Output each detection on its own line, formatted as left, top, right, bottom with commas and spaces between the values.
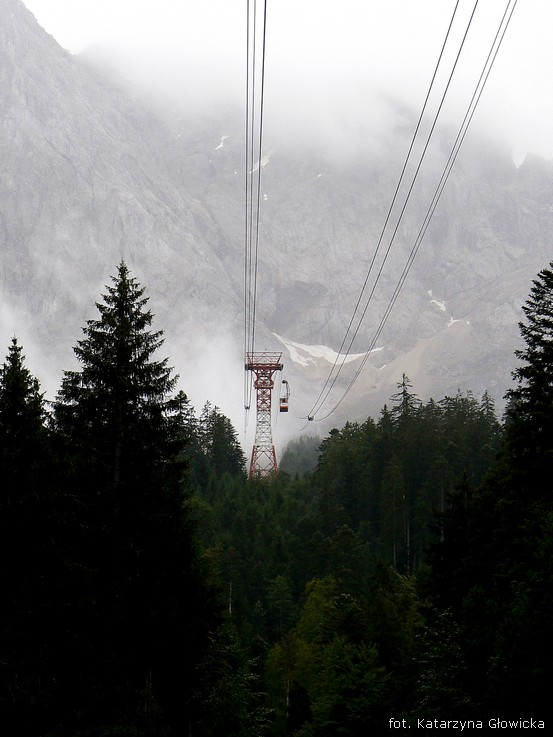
428, 289, 446, 311
214, 135, 229, 150
428, 290, 470, 329
274, 333, 379, 368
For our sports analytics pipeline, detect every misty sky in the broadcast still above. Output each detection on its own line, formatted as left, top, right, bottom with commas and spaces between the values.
20, 0, 553, 165
9, 0, 553, 443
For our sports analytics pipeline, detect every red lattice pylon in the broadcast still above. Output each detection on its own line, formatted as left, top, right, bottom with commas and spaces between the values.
245, 351, 283, 478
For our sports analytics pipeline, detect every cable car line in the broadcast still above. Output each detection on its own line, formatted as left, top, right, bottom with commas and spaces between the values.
239, 1, 517, 438
245, 0, 264, 359
301, 0, 477, 420
244, 0, 254, 421
300, 0, 462, 419
310, 0, 518, 423
307, 1, 477, 419
244, 0, 268, 424
243, 0, 253, 425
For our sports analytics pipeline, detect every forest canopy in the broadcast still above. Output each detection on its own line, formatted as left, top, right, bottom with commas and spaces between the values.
1, 260, 552, 736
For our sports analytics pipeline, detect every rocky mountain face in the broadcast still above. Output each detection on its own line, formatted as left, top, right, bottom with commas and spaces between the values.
0, 0, 242, 393
163, 107, 553, 427
2, 0, 553, 438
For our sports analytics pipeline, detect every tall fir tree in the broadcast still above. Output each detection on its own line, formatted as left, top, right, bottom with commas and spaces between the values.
424, 262, 553, 716
199, 401, 246, 479
390, 373, 421, 424
54, 260, 181, 490
0, 337, 46, 503
487, 260, 553, 711
0, 338, 54, 732
505, 260, 553, 483
52, 262, 218, 733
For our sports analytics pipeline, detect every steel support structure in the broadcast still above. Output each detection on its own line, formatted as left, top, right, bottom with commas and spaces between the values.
245, 351, 283, 478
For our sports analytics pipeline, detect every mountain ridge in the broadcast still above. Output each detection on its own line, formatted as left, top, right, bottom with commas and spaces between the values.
2, 0, 552, 439
1, 0, 244, 405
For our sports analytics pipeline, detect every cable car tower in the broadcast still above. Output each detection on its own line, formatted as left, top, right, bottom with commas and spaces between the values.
246, 351, 283, 478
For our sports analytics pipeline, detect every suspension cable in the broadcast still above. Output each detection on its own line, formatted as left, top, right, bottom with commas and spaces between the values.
308, 0, 478, 417
300, 0, 467, 419
244, 0, 268, 422
313, 0, 518, 422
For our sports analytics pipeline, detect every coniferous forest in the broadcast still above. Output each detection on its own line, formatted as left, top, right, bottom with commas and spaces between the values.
1, 260, 552, 735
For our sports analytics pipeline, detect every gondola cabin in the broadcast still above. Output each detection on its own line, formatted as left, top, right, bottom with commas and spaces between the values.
279, 379, 290, 412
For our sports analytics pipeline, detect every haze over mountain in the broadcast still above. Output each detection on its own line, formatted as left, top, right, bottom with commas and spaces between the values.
2, 0, 552, 447
1, 0, 243, 414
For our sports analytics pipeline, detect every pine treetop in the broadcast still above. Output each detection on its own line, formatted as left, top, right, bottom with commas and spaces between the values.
57, 261, 178, 413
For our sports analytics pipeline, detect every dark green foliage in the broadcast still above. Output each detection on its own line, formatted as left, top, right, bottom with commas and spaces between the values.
0, 338, 55, 733
197, 473, 316, 637
0, 337, 46, 490
505, 260, 553, 492
478, 264, 553, 712
266, 575, 298, 642
45, 263, 218, 733
412, 609, 471, 716
315, 420, 377, 540
507, 262, 553, 418
266, 565, 422, 736
390, 372, 421, 422
198, 401, 247, 481
194, 619, 271, 737
423, 261, 553, 716
54, 261, 181, 483
312, 381, 502, 573
5, 260, 553, 734
195, 373, 501, 732
177, 399, 246, 491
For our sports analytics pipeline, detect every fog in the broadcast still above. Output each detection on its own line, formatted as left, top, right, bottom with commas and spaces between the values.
10, 0, 553, 456
22, 0, 553, 165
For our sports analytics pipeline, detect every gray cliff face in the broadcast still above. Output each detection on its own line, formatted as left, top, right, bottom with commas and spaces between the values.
164, 115, 553, 421
1, 0, 552, 428
1, 0, 241, 387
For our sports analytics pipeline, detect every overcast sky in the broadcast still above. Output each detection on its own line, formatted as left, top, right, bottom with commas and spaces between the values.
20, 0, 553, 165
12, 0, 553, 440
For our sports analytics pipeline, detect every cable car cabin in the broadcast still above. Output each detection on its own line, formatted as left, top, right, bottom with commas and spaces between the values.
279, 379, 290, 412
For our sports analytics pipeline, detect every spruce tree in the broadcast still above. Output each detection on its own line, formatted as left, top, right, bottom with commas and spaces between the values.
505, 260, 553, 480
52, 262, 218, 733
0, 338, 53, 730
0, 337, 46, 502
200, 402, 246, 478
424, 263, 553, 715
390, 373, 421, 423
488, 260, 553, 711
54, 260, 180, 491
